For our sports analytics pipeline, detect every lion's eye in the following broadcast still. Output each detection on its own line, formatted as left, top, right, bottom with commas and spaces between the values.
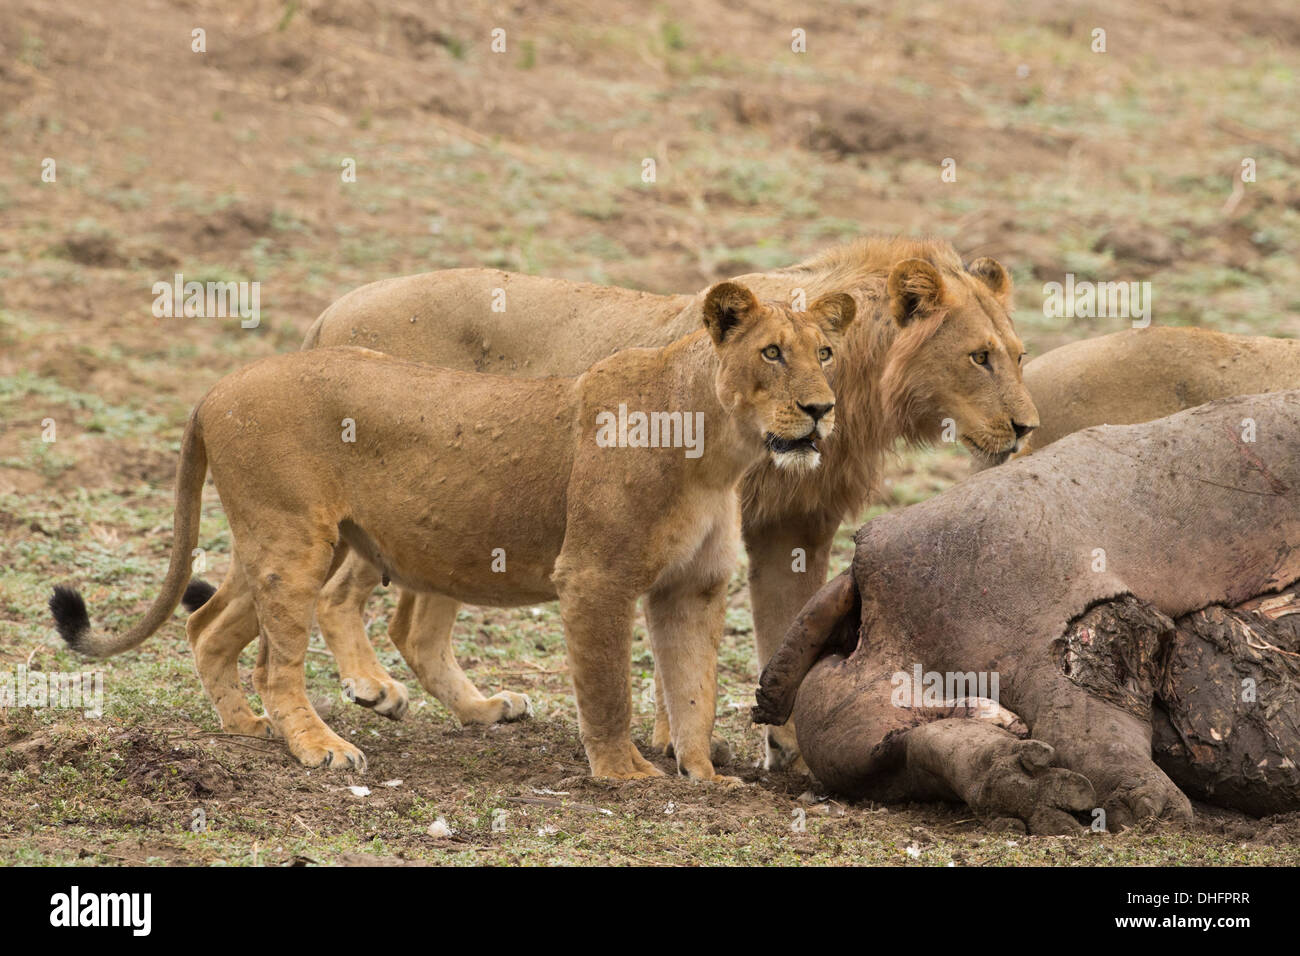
971, 350, 990, 367
762, 345, 782, 361
818, 346, 833, 362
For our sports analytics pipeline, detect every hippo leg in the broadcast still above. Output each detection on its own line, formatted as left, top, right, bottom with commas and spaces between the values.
788, 658, 1093, 833
1026, 674, 1192, 829
901, 719, 1095, 835
1025, 596, 1195, 829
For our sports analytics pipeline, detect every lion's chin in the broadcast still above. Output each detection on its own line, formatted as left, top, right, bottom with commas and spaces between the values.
770, 448, 822, 472
764, 430, 822, 472
961, 436, 1015, 469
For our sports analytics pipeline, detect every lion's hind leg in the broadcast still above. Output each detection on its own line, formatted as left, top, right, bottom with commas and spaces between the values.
388, 591, 532, 725
316, 549, 410, 720
239, 529, 366, 771
186, 560, 274, 739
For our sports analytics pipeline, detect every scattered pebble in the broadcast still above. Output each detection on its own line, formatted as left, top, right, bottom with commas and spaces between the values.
428, 817, 454, 838
381, 779, 403, 788
348, 785, 371, 797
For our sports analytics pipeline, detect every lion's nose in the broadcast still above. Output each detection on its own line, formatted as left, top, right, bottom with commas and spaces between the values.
1012, 420, 1035, 439
800, 401, 834, 423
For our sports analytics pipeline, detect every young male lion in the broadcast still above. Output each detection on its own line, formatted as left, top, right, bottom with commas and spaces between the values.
50, 282, 854, 781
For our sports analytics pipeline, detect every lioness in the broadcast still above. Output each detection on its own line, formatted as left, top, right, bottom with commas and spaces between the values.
50, 282, 854, 780
298, 238, 1039, 769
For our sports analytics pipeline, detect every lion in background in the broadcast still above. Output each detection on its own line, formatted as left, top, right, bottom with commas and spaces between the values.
298, 237, 1039, 769
974, 326, 1300, 468
52, 283, 852, 781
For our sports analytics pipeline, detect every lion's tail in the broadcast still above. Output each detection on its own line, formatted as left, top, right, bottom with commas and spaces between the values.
49, 407, 209, 658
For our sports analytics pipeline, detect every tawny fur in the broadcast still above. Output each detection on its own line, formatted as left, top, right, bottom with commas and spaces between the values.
52, 284, 853, 781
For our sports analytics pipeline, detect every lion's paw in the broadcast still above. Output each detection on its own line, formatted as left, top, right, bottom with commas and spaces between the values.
223, 714, 277, 739
461, 691, 533, 725
657, 735, 734, 767
589, 745, 665, 781
491, 691, 533, 723
691, 772, 744, 787
761, 725, 808, 774
341, 675, 410, 721
601, 769, 665, 781
288, 729, 367, 772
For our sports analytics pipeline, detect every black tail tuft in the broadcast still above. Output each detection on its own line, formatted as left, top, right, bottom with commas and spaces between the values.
49, 585, 91, 650
182, 579, 217, 612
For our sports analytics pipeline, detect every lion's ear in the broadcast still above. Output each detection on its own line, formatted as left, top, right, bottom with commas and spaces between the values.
967, 256, 1013, 306
702, 282, 761, 345
808, 292, 856, 336
887, 259, 946, 326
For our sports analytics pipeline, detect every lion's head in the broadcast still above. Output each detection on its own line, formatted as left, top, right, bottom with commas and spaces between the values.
702, 282, 855, 472
881, 256, 1038, 467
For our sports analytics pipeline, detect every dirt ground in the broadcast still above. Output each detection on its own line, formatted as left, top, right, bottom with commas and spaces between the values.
2, 0, 1299, 864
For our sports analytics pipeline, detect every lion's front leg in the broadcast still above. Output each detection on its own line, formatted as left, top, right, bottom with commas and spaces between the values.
645, 571, 740, 785
554, 564, 662, 781
651, 668, 733, 768
742, 510, 840, 771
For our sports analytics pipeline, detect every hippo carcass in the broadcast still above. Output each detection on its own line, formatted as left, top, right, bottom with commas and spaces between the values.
754, 392, 1300, 832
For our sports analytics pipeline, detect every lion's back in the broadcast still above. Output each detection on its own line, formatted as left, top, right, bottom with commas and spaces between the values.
1023, 327, 1300, 453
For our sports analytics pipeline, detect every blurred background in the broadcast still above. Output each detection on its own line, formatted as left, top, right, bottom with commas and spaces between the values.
1, 0, 1298, 864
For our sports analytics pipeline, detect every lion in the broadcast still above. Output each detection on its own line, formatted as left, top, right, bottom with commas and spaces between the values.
295, 237, 1039, 770
972, 326, 1300, 469
50, 282, 854, 781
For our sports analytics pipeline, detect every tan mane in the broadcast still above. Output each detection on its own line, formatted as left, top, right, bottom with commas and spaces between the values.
777, 235, 965, 290
741, 236, 971, 527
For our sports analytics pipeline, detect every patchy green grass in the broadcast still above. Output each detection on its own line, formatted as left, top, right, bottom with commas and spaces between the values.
2, 0, 1298, 865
